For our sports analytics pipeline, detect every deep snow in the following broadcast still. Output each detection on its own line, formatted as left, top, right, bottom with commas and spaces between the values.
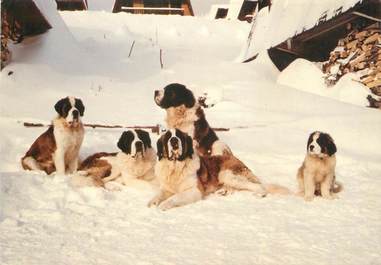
0, 8, 381, 265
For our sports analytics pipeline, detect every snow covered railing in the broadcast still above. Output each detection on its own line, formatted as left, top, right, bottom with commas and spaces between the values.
121, 7, 184, 15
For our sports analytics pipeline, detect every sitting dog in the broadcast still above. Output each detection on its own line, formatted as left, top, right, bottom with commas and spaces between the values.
297, 131, 342, 201
78, 129, 156, 187
149, 129, 271, 210
21, 96, 85, 175
154, 83, 289, 197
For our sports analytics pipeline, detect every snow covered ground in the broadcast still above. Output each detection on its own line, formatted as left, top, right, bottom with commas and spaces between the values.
1, 8, 381, 265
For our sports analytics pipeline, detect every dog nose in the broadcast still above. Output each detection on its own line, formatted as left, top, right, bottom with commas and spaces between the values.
135, 141, 143, 151
154, 90, 159, 97
309, 145, 314, 151
170, 137, 179, 149
72, 110, 79, 119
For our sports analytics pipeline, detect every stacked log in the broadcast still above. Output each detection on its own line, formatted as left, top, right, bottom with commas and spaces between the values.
1, 1, 23, 70
322, 23, 381, 109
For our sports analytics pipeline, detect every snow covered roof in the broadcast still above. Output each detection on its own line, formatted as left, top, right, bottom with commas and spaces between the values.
241, 0, 363, 61
226, 0, 245, 20
86, 0, 115, 11
192, 0, 230, 16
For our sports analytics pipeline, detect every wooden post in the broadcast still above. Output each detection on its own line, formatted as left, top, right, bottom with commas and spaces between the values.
160, 49, 164, 69
128, 40, 135, 58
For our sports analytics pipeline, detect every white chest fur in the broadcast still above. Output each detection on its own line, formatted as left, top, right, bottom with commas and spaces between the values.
165, 105, 198, 136
155, 157, 200, 194
53, 118, 84, 174
103, 148, 156, 183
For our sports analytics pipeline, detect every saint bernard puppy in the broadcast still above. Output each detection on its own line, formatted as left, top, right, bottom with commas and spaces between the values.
297, 131, 342, 201
78, 129, 156, 187
154, 83, 289, 197
149, 129, 270, 210
21, 96, 85, 175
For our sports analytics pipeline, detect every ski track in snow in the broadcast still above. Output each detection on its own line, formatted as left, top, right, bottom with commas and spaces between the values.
1, 11, 381, 265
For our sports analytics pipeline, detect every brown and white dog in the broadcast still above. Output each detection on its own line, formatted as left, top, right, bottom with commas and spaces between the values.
78, 129, 156, 187
148, 129, 205, 210
154, 83, 289, 197
297, 131, 342, 201
149, 129, 270, 210
21, 97, 85, 175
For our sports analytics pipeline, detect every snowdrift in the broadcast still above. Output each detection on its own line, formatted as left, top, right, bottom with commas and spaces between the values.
277, 58, 372, 106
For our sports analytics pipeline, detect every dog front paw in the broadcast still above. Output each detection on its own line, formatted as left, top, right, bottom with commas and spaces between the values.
158, 200, 175, 211
216, 186, 234, 196
304, 195, 314, 202
148, 196, 162, 208
322, 193, 338, 200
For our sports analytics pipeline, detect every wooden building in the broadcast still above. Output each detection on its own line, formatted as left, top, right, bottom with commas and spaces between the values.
1, 0, 51, 69
211, 0, 271, 22
55, 0, 88, 11
113, 0, 194, 16
1, 0, 51, 37
268, 0, 381, 70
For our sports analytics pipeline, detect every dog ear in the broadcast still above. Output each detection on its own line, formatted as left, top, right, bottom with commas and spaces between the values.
54, 97, 68, 116
186, 135, 194, 159
75, 98, 85, 116
307, 132, 315, 151
117, 131, 132, 154
136, 129, 152, 149
326, 134, 337, 156
156, 137, 165, 160
183, 87, 196, 108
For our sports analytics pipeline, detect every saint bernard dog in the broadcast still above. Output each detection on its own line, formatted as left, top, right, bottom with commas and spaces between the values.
21, 96, 85, 175
149, 129, 271, 210
148, 129, 204, 210
77, 129, 156, 187
154, 83, 289, 197
297, 131, 342, 201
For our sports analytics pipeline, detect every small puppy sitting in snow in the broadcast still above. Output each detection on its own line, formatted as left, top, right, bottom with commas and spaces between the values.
297, 131, 342, 201
77, 129, 156, 187
21, 96, 85, 175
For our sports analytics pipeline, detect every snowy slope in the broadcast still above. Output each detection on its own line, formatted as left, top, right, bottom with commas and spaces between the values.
1, 9, 381, 265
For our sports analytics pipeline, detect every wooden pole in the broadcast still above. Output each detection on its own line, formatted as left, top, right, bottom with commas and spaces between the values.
22, 122, 230, 134
128, 40, 135, 58
160, 49, 164, 69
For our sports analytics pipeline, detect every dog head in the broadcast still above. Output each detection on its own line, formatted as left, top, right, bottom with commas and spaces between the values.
54, 96, 85, 126
307, 131, 337, 157
154, 83, 196, 109
157, 129, 194, 161
117, 129, 152, 158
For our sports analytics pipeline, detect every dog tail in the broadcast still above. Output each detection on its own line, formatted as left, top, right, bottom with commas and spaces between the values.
332, 181, 343, 193
21, 156, 41, 171
264, 183, 292, 195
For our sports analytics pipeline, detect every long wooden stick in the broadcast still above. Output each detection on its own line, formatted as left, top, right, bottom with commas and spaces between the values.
160, 49, 164, 69
22, 122, 229, 133
128, 40, 135, 58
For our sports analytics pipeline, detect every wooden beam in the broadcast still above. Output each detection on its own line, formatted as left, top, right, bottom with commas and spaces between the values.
275, 46, 301, 56
352, 11, 381, 22
298, 13, 356, 42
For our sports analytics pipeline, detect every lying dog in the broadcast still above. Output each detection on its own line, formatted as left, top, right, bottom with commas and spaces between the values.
154, 83, 289, 197
148, 129, 205, 210
21, 96, 85, 175
297, 131, 342, 201
149, 129, 271, 210
77, 129, 156, 187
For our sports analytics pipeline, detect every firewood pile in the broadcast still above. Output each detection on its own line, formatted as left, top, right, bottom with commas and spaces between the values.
322, 23, 381, 109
